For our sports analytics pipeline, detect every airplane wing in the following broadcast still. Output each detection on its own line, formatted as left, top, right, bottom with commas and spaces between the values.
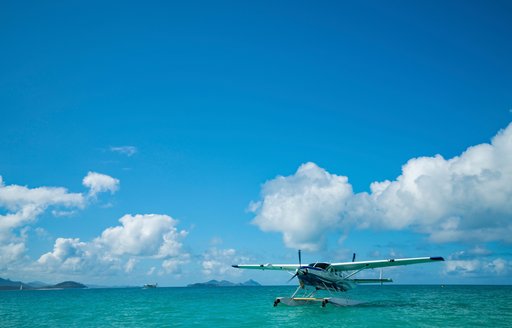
329, 256, 444, 271
232, 264, 299, 271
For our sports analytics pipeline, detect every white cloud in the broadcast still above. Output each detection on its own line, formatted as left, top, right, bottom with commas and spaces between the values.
0, 242, 26, 267
0, 173, 186, 279
251, 162, 353, 251
201, 247, 249, 277
0, 185, 84, 214
110, 146, 137, 157
349, 123, 512, 243
38, 237, 123, 276
37, 238, 91, 272
443, 259, 482, 276
443, 250, 510, 277
250, 123, 512, 249
0, 177, 85, 268
82, 172, 120, 197
162, 254, 190, 274
95, 214, 187, 258
37, 214, 189, 276
490, 258, 507, 275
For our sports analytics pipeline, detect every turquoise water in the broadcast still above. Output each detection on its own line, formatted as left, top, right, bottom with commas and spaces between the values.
1, 285, 511, 327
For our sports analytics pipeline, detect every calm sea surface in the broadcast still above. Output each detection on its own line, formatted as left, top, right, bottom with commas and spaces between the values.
1, 285, 511, 327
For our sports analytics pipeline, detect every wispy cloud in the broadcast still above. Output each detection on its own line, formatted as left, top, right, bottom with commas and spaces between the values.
443, 249, 510, 277
110, 146, 137, 157
201, 247, 249, 277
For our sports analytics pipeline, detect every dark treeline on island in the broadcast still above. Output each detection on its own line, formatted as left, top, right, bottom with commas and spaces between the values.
0, 277, 86, 290
187, 279, 261, 287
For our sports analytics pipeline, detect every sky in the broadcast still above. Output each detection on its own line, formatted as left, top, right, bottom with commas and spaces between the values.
1, 1, 511, 286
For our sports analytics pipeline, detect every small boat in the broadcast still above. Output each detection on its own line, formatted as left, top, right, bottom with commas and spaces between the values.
143, 283, 157, 289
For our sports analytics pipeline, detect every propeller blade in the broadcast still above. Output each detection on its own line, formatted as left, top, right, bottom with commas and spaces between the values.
352, 253, 356, 262
287, 273, 298, 283
287, 250, 303, 284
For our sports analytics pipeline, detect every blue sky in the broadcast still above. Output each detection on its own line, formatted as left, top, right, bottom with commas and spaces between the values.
1, 1, 511, 286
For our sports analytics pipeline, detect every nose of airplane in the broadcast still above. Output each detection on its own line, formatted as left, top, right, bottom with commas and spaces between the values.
297, 267, 308, 275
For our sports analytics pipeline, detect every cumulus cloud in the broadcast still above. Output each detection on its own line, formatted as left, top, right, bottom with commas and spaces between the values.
95, 214, 188, 258
349, 122, 512, 243
252, 162, 353, 251
82, 172, 120, 197
37, 214, 189, 275
38, 238, 92, 272
0, 172, 120, 269
110, 146, 138, 157
0, 177, 85, 268
250, 123, 512, 250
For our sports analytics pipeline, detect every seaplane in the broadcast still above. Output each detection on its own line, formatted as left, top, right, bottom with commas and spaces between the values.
232, 251, 444, 307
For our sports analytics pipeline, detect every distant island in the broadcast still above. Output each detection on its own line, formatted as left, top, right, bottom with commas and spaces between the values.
1, 277, 261, 290
187, 279, 261, 287
0, 277, 86, 291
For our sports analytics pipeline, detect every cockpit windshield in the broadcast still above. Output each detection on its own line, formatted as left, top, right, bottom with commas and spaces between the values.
308, 262, 331, 270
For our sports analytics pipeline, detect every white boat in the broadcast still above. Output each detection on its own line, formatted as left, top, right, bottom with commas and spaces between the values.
143, 283, 157, 289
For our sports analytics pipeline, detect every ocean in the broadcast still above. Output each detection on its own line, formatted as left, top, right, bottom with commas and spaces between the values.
1, 285, 511, 327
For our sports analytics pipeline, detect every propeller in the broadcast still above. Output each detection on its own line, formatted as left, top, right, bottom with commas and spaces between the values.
287, 250, 303, 283
352, 253, 356, 262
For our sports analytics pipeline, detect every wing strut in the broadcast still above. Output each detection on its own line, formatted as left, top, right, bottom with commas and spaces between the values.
344, 265, 369, 279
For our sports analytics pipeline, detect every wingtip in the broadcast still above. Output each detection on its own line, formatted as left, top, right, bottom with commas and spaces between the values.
232, 265, 239, 268
430, 256, 445, 261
